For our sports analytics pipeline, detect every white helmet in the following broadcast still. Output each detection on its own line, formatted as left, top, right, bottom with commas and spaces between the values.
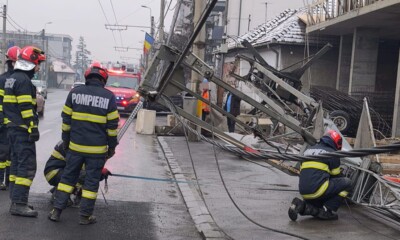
14, 59, 36, 71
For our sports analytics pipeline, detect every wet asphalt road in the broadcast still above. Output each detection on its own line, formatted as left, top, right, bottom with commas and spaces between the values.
0, 89, 201, 240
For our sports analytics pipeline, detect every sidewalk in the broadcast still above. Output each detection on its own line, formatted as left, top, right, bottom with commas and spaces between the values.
159, 136, 400, 240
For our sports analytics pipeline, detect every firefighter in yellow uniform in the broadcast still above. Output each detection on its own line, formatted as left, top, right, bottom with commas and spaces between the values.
0, 46, 20, 190
4, 46, 46, 217
48, 62, 119, 224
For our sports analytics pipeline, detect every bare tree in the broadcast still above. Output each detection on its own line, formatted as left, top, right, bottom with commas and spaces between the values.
73, 36, 91, 80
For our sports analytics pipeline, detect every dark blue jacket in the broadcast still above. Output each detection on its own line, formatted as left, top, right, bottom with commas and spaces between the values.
0, 69, 14, 124
299, 136, 341, 199
44, 141, 66, 182
61, 78, 119, 157
3, 70, 38, 129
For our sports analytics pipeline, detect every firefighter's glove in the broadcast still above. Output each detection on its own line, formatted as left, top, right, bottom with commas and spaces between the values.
100, 168, 112, 181
62, 141, 69, 151
28, 127, 40, 142
107, 148, 115, 159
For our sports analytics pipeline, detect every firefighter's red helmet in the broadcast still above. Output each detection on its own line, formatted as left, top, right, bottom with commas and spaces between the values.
14, 46, 46, 71
325, 130, 342, 150
19, 46, 46, 65
84, 62, 108, 82
6, 46, 21, 62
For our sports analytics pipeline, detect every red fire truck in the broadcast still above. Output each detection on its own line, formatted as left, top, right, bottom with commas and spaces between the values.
105, 68, 141, 112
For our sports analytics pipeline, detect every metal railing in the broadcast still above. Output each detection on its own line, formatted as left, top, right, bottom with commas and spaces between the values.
306, 0, 384, 26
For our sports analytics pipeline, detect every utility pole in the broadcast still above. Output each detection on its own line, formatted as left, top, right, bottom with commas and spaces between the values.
238, 0, 242, 35
45, 38, 49, 83
159, 0, 165, 43
187, 0, 206, 141
190, 0, 206, 92
217, 0, 229, 107
1, 5, 6, 74
151, 16, 155, 38
264, 2, 270, 24
41, 29, 46, 80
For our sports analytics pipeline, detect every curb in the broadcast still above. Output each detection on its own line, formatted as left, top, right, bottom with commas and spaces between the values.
158, 136, 227, 240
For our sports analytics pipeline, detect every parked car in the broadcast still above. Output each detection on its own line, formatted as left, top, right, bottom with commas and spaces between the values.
32, 80, 47, 99
36, 91, 45, 117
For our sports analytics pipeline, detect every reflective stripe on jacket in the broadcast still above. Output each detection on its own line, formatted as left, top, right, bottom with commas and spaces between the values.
61, 78, 119, 156
299, 141, 341, 199
0, 70, 13, 125
44, 141, 67, 181
3, 71, 37, 129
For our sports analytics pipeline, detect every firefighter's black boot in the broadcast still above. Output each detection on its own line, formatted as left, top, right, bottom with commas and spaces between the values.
79, 215, 97, 225
288, 197, 305, 221
316, 206, 338, 220
10, 203, 38, 217
0, 183, 6, 191
302, 203, 320, 217
48, 208, 62, 222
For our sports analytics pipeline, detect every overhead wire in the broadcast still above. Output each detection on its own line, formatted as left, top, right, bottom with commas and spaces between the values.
163, 94, 400, 239
109, 0, 124, 47
97, 0, 118, 48
162, 110, 400, 162
118, 0, 156, 23
162, 96, 234, 240
206, 93, 310, 240
163, 95, 309, 239
6, 18, 19, 31
6, 14, 27, 32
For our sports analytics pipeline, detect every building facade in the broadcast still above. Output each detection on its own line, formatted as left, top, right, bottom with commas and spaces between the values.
1, 30, 73, 65
306, 0, 400, 137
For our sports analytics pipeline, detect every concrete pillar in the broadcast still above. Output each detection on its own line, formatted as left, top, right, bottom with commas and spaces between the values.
391, 47, 400, 137
336, 35, 353, 92
348, 28, 379, 95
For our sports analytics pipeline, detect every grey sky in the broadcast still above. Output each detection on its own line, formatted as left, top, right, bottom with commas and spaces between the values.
4, 0, 303, 65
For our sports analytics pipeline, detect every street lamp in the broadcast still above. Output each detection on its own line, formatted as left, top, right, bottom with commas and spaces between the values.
42, 21, 52, 51
42, 21, 52, 82
141, 5, 152, 19
44, 21, 53, 31
141, 5, 153, 37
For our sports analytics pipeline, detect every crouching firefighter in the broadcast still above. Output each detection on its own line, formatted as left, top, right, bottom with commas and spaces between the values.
48, 62, 119, 225
288, 130, 353, 221
44, 140, 112, 206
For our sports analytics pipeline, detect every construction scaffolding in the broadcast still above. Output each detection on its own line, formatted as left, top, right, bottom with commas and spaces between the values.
125, 0, 400, 225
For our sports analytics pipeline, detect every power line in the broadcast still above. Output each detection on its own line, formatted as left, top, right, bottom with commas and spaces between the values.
118, 0, 156, 23
6, 18, 19, 31
7, 14, 27, 32
109, 0, 124, 47
97, 0, 117, 45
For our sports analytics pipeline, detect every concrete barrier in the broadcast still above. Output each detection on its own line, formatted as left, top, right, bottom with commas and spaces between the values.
135, 109, 156, 134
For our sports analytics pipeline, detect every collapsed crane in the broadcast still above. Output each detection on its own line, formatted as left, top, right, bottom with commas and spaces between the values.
119, 0, 400, 223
